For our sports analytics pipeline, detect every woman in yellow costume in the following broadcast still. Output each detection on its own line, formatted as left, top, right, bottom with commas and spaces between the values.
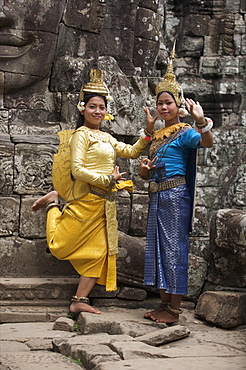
32, 69, 155, 316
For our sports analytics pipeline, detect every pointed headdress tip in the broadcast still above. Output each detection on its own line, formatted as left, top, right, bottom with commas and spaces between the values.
80, 68, 109, 98
155, 40, 184, 106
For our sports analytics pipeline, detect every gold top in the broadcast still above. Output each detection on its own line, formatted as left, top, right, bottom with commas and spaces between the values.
69, 126, 149, 200
156, 41, 184, 106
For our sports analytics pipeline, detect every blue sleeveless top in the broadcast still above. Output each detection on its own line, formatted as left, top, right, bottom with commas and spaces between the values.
151, 129, 202, 179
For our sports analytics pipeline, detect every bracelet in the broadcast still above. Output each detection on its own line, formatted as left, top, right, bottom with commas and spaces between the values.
140, 128, 152, 141
46, 201, 60, 213
194, 117, 213, 133
144, 128, 153, 137
108, 174, 116, 188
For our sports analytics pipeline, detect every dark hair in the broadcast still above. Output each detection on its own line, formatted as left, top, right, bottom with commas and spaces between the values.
76, 94, 108, 129
156, 91, 176, 102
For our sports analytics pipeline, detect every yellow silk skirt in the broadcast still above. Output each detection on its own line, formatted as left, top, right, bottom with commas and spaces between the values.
46, 193, 117, 291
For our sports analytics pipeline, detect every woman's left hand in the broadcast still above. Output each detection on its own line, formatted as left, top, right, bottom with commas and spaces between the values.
112, 166, 126, 182
185, 98, 206, 124
143, 106, 158, 134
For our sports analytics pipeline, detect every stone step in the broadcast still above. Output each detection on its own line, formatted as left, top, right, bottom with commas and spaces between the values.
0, 277, 195, 324
0, 277, 158, 323
0, 277, 79, 304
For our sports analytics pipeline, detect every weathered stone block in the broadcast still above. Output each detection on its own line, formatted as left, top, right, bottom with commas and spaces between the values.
139, 0, 159, 12
131, 156, 149, 192
100, 29, 135, 75
188, 254, 208, 301
109, 340, 168, 360
53, 317, 75, 332
180, 14, 210, 36
0, 134, 14, 195
89, 284, 119, 298
116, 190, 131, 234
133, 38, 160, 76
14, 143, 56, 194
99, 64, 147, 134
77, 313, 124, 335
5, 78, 61, 112
103, 0, 137, 30
189, 237, 210, 261
134, 8, 160, 41
63, 0, 106, 33
20, 196, 46, 238
117, 286, 147, 301
0, 110, 9, 133
195, 291, 246, 328
0, 351, 82, 370
220, 57, 240, 76
0, 238, 76, 278
178, 36, 204, 57
134, 325, 190, 346
199, 57, 222, 77
0, 197, 19, 236
192, 206, 209, 237
117, 231, 145, 288
208, 209, 246, 288
9, 109, 61, 136
130, 194, 149, 235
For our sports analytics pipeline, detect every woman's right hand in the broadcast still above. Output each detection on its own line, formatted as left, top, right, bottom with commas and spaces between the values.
139, 157, 157, 179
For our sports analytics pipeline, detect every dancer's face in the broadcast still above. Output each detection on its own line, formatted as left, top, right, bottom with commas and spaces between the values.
82, 96, 107, 129
156, 92, 179, 126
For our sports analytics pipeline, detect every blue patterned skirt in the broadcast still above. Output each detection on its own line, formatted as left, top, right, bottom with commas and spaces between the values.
144, 184, 191, 295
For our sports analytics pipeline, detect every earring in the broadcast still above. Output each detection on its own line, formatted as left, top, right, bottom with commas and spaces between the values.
178, 106, 189, 117
77, 101, 85, 112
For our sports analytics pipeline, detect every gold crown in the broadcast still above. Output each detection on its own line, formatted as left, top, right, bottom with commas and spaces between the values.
156, 41, 184, 106
79, 69, 109, 102
78, 69, 114, 120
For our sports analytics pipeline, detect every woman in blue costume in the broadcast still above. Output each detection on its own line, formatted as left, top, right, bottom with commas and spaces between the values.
140, 44, 214, 324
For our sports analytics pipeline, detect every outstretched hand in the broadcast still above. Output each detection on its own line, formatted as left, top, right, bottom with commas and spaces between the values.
185, 98, 205, 124
143, 106, 158, 134
112, 165, 126, 182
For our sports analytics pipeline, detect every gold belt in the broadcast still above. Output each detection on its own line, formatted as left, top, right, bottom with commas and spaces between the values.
89, 185, 118, 201
149, 176, 186, 193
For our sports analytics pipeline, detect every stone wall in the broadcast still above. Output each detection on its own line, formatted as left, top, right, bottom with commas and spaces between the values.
0, 0, 246, 299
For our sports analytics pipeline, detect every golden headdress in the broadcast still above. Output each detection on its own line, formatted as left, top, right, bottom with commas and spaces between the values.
156, 41, 184, 107
77, 69, 114, 120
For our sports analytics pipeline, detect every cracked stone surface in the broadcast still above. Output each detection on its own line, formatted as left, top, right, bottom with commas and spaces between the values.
1, 307, 245, 370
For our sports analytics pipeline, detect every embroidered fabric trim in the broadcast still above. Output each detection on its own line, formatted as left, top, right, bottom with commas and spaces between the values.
77, 126, 113, 143
148, 176, 186, 193
89, 185, 118, 201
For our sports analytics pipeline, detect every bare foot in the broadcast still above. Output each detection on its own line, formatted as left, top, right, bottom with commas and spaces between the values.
144, 307, 165, 320
32, 190, 59, 212
151, 309, 179, 324
144, 301, 170, 320
69, 302, 101, 315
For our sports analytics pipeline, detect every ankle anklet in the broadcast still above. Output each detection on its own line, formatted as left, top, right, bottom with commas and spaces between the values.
71, 295, 89, 304
165, 303, 183, 316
